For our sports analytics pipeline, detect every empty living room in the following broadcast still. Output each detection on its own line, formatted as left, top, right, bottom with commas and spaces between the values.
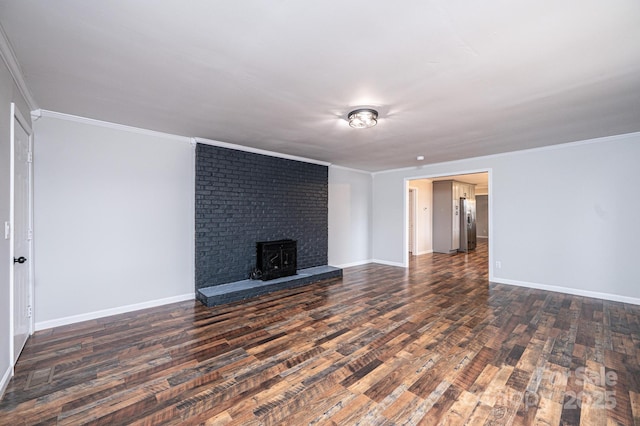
1, 1, 639, 425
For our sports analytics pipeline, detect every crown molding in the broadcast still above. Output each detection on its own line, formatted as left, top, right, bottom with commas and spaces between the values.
34, 109, 333, 164
329, 164, 373, 175
373, 130, 640, 176
0, 23, 38, 110
193, 137, 331, 167
36, 109, 192, 143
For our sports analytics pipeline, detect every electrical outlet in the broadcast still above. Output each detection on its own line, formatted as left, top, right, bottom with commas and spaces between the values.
495, 261, 502, 269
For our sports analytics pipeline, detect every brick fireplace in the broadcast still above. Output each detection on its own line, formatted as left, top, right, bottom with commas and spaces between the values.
195, 143, 328, 291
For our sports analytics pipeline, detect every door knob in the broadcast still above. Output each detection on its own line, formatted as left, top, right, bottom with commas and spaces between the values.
13, 256, 27, 264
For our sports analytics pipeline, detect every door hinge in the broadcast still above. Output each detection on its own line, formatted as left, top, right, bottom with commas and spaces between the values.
27, 228, 33, 241
27, 305, 32, 318
27, 151, 33, 163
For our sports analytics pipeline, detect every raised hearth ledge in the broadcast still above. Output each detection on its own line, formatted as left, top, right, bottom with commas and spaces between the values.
196, 265, 342, 307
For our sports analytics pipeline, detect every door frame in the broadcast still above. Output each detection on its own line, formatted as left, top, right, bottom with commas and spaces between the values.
9, 102, 34, 369
408, 187, 417, 255
403, 169, 492, 270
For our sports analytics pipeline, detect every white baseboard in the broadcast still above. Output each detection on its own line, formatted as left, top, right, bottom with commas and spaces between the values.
332, 259, 410, 269
371, 259, 406, 268
333, 257, 429, 269
415, 250, 433, 255
0, 365, 12, 400
35, 293, 195, 331
330, 259, 374, 269
492, 278, 640, 306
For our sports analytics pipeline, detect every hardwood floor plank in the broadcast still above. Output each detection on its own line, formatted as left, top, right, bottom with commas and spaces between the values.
326, 393, 378, 425
1, 240, 639, 425
379, 389, 424, 425
437, 389, 479, 425
630, 391, 640, 425
464, 402, 494, 425
533, 396, 563, 426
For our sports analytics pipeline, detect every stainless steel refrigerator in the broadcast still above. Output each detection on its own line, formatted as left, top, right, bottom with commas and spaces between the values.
458, 197, 477, 252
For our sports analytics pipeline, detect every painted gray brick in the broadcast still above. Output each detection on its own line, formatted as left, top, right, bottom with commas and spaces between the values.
195, 144, 328, 289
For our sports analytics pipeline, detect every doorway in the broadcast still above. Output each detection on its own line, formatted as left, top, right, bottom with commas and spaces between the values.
405, 171, 490, 268
10, 103, 34, 367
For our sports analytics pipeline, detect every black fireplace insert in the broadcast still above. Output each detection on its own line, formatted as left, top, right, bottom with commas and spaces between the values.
256, 239, 297, 281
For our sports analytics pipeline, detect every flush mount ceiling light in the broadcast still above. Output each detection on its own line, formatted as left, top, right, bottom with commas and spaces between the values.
348, 108, 378, 129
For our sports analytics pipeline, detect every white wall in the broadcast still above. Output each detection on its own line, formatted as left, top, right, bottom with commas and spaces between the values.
371, 171, 406, 267
0, 55, 32, 395
328, 166, 371, 267
33, 114, 195, 329
408, 179, 433, 255
372, 133, 640, 303
476, 195, 489, 238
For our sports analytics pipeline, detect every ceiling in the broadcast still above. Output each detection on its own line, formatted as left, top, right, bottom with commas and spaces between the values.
1, 1, 639, 172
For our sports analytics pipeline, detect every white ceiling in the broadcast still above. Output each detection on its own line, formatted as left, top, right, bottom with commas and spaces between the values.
1, 1, 639, 171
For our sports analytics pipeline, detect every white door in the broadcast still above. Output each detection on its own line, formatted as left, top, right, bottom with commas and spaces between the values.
11, 105, 33, 363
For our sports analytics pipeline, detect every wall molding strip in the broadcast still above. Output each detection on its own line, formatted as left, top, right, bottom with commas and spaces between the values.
0, 23, 38, 110
194, 137, 331, 167
492, 278, 640, 306
35, 293, 194, 331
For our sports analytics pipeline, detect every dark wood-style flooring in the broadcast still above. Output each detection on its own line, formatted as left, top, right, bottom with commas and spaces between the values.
1, 240, 639, 425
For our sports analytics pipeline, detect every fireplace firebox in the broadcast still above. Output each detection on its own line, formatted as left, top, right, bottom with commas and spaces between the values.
256, 240, 297, 281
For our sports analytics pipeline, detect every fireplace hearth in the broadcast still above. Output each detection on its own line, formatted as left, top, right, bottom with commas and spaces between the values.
256, 239, 297, 281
